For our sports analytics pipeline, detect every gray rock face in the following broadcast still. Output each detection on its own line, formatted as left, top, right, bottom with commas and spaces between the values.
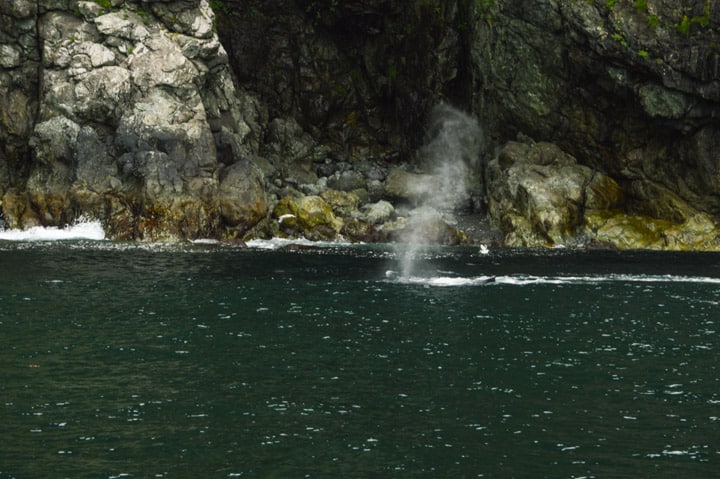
0, 0, 265, 240
488, 138, 720, 250
487, 139, 624, 247
470, 0, 720, 228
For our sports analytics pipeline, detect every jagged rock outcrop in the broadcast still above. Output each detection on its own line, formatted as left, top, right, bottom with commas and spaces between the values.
0, 0, 265, 240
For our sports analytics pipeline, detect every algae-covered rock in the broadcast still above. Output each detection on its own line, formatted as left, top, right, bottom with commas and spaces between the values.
487, 137, 718, 250
583, 210, 672, 250
273, 195, 343, 241
663, 214, 720, 251
488, 140, 623, 247
583, 211, 720, 251
218, 161, 268, 234
320, 189, 359, 218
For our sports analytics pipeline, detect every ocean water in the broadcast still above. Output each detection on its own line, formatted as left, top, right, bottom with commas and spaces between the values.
1, 224, 719, 478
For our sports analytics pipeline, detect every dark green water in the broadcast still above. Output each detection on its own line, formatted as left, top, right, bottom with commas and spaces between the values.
1, 240, 719, 478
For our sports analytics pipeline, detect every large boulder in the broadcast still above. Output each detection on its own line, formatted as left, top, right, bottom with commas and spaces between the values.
383, 168, 435, 206
320, 189, 360, 218
272, 195, 343, 241
489, 138, 720, 250
382, 207, 467, 246
218, 160, 268, 235
487, 139, 624, 247
363, 200, 395, 225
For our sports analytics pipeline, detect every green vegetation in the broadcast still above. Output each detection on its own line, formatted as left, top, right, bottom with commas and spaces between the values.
387, 64, 399, 80
637, 49, 649, 59
647, 14, 659, 30
676, 15, 692, 36
304, 0, 339, 22
94, 0, 112, 9
601, 0, 712, 38
209, 0, 229, 16
633, 0, 647, 12
471, 0, 494, 23
611, 32, 628, 48
675, 8, 710, 36
134, 9, 152, 26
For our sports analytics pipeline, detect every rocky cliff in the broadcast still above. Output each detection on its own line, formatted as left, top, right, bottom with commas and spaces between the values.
1, 0, 266, 240
2, 0, 720, 248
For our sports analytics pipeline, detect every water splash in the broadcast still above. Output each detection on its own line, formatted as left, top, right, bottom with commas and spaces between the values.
398, 104, 483, 278
418, 104, 483, 211
0, 216, 106, 241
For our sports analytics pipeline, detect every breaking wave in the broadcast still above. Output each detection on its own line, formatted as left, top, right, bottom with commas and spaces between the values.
0, 217, 106, 241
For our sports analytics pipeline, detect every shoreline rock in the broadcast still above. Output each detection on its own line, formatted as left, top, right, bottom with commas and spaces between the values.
2, 0, 720, 251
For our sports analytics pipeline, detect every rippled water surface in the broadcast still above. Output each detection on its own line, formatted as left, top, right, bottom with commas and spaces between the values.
1, 240, 719, 478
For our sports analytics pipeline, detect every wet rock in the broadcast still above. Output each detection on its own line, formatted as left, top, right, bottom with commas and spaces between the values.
488, 140, 623, 247
218, 160, 268, 234
363, 200, 395, 225
320, 189, 359, 218
272, 195, 343, 241
584, 211, 720, 251
384, 208, 467, 246
489, 137, 720, 250
5, 0, 720, 248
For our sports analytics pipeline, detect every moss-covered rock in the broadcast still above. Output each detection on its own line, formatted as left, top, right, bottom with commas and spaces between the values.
272, 195, 343, 241
488, 139, 623, 247
218, 161, 268, 235
341, 219, 382, 243
583, 210, 720, 251
320, 189, 360, 218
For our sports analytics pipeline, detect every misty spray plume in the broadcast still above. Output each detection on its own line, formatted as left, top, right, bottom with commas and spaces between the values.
398, 104, 483, 279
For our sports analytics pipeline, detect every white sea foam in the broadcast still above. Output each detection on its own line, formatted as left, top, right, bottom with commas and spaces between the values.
191, 238, 221, 245
386, 272, 720, 287
403, 276, 496, 287
0, 217, 105, 241
492, 274, 720, 285
245, 237, 348, 250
